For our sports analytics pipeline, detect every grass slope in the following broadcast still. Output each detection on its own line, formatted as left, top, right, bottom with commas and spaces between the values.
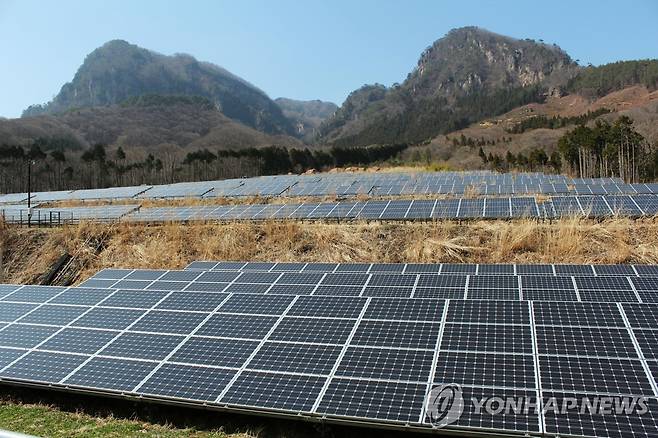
0, 389, 250, 438
1, 218, 657, 285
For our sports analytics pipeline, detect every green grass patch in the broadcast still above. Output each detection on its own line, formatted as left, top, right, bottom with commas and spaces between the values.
0, 400, 247, 437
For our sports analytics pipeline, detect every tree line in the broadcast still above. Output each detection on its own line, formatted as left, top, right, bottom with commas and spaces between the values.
567, 60, 658, 99
505, 108, 611, 134
479, 147, 562, 174
557, 116, 657, 182
478, 116, 657, 182
0, 142, 407, 194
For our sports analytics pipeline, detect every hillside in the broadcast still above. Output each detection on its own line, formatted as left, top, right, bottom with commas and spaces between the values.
275, 98, 337, 141
22, 40, 296, 136
318, 27, 580, 146
408, 85, 658, 169
0, 96, 302, 151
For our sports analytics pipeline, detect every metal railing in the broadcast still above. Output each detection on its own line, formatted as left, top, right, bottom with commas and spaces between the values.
0, 210, 66, 227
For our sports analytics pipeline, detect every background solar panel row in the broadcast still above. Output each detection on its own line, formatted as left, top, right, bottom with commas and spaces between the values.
3, 171, 657, 205
121, 195, 658, 223
0, 283, 656, 437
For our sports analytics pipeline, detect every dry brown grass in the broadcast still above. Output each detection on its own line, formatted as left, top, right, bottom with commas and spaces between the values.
1, 217, 657, 285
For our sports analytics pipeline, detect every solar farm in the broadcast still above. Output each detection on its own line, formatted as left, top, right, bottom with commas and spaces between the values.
1, 170, 658, 438
1, 171, 658, 224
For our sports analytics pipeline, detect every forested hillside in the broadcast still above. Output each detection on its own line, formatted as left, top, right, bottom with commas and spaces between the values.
318, 27, 579, 146
22, 40, 296, 136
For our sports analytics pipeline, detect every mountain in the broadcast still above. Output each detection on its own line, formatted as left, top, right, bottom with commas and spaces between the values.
275, 98, 337, 141
22, 40, 296, 136
318, 26, 580, 146
2, 95, 302, 151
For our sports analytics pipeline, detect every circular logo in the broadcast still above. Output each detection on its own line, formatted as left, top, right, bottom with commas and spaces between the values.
425, 383, 464, 428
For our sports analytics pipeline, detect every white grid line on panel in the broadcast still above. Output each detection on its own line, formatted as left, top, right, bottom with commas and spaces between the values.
57, 289, 180, 384
626, 276, 644, 304
631, 265, 640, 277
214, 296, 301, 403
409, 273, 420, 299
528, 301, 544, 434
0, 285, 92, 373
600, 196, 614, 216
418, 298, 450, 423
263, 273, 286, 295
131, 292, 234, 392
629, 196, 645, 216
518, 275, 524, 301
570, 276, 582, 302
574, 196, 585, 216
310, 297, 372, 413
403, 201, 413, 219
309, 273, 328, 296
617, 303, 658, 397
428, 199, 438, 220
377, 200, 392, 220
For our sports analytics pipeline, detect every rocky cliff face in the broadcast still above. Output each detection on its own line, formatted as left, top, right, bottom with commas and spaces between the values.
318, 27, 580, 146
23, 40, 296, 136
274, 98, 337, 141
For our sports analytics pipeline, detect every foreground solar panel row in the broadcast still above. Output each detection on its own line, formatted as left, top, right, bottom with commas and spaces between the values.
1, 283, 658, 437
120, 195, 658, 223
2, 171, 656, 205
184, 261, 658, 277
78, 267, 658, 303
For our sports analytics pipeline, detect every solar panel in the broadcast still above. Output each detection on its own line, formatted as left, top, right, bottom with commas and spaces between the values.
433, 351, 535, 388
2, 261, 658, 435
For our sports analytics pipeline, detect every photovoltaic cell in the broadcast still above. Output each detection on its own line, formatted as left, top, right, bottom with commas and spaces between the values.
270, 317, 355, 344
100, 332, 184, 360
433, 351, 536, 389
0, 324, 59, 348
351, 320, 439, 349
220, 371, 326, 412
539, 356, 653, 395
139, 364, 235, 402
40, 328, 118, 354
535, 326, 638, 358
2, 351, 88, 382
318, 379, 426, 423
196, 314, 278, 339
336, 347, 433, 381
248, 342, 342, 374
441, 323, 533, 354
170, 337, 257, 367
64, 357, 157, 391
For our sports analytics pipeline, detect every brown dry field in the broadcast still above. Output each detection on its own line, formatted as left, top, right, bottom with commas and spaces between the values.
1, 217, 657, 285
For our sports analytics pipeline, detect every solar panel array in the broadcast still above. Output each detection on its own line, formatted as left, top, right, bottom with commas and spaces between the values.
123, 195, 658, 223
2, 171, 658, 205
1, 205, 139, 224
183, 261, 658, 277
3, 194, 656, 225
72, 266, 658, 303
1, 261, 658, 437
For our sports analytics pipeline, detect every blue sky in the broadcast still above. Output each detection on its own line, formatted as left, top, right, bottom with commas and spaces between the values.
1, 0, 657, 118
